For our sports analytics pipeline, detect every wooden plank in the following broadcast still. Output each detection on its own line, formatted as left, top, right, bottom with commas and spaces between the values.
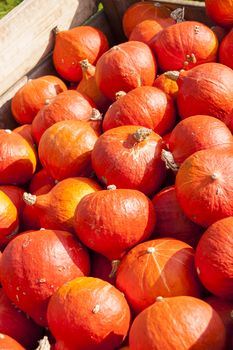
0, 0, 98, 96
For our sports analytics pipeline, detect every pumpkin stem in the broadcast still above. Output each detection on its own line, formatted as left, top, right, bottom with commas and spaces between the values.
133, 127, 152, 142
79, 58, 91, 70
170, 7, 185, 23
115, 91, 127, 100
164, 71, 180, 81
23, 192, 37, 206
36, 336, 51, 350
107, 185, 117, 190
53, 26, 62, 35
211, 173, 218, 180
156, 296, 164, 302
161, 149, 179, 172
4, 129, 12, 134
90, 108, 102, 121
109, 259, 121, 279
92, 304, 100, 314
146, 247, 156, 254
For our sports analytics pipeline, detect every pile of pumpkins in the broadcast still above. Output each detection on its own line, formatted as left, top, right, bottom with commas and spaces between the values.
0, 0, 233, 349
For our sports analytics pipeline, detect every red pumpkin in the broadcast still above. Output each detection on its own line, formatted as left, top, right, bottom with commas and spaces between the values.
91, 126, 166, 196
195, 217, 233, 299
103, 86, 176, 136
53, 26, 109, 82
0, 186, 25, 220
116, 238, 201, 314
175, 147, 233, 227
0, 229, 90, 326
219, 28, 233, 70
0, 191, 19, 247
152, 186, 203, 247
11, 76, 67, 124
205, 0, 233, 28
74, 186, 156, 260
129, 296, 226, 350
47, 277, 131, 350
95, 41, 156, 101
153, 73, 178, 100
151, 21, 218, 72
0, 334, 26, 350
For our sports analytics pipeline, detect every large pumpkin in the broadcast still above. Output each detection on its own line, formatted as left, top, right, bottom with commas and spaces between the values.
47, 277, 131, 350
91, 126, 166, 196
0, 229, 90, 326
116, 238, 201, 314
102, 86, 176, 136
219, 28, 233, 70
205, 0, 233, 28
129, 296, 226, 350
95, 41, 156, 101
175, 147, 233, 227
0, 334, 26, 350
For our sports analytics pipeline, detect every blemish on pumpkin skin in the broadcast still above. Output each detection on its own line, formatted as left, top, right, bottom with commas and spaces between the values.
37, 278, 47, 284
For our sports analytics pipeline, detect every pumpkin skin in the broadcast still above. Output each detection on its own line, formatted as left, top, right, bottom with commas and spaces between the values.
122, 1, 173, 38
211, 26, 228, 43
14, 124, 35, 147
0, 186, 25, 220
151, 21, 218, 72
0, 229, 90, 326
0, 289, 43, 349
103, 86, 176, 136
11, 76, 67, 124
219, 28, 233, 70
0, 130, 37, 185
129, 296, 226, 350
32, 90, 100, 144
74, 187, 156, 260
47, 277, 131, 350
23, 177, 101, 231
175, 147, 233, 227
205, 0, 233, 28
195, 217, 233, 299
95, 41, 157, 101
38, 120, 98, 180
53, 26, 109, 82
153, 73, 178, 100
91, 253, 116, 285
0, 334, 26, 350
0, 191, 19, 248
169, 115, 233, 165
152, 186, 203, 247
91, 126, 166, 196
116, 238, 201, 314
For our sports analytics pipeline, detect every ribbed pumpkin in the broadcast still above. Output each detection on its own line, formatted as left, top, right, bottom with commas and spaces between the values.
122, 1, 174, 38
0, 191, 19, 247
32, 90, 101, 144
129, 296, 226, 350
47, 277, 131, 350
151, 21, 218, 72
0, 130, 37, 185
95, 41, 156, 101
153, 73, 178, 100
53, 26, 109, 82
91, 126, 166, 196
195, 217, 233, 299
0, 289, 43, 349
152, 186, 203, 247
11, 76, 67, 124
0, 229, 90, 326
23, 177, 101, 231
219, 28, 233, 70
0, 334, 26, 350
103, 87, 176, 136
38, 120, 98, 180
0, 186, 25, 220
116, 238, 201, 314
175, 147, 233, 227
205, 0, 233, 28
74, 185, 156, 260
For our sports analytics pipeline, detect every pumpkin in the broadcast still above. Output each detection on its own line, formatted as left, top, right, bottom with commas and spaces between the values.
0, 191, 19, 248
95, 41, 156, 101
153, 73, 178, 100
91, 253, 117, 285
152, 186, 203, 247
219, 28, 233, 70
0, 334, 26, 350
122, 1, 174, 38
195, 217, 233, 299
53, 26, 109, 82
116, 238, 201, 314
167, 63, 233, 122
47, 277, 131, 350
11, 76, 67, 124
175, 147, 233, 227
102, 86, 176, 136
205, 0, 233, 28
14, 124, 35, 148
22, 177, 101, 231
151, 21, 218, 72
0, 130, 37, 185
76, 59, 111, 112
129, 296, 226, 350
0, 229, 90, 326
0, 289, 43, 349
91, 126, 166, 196
74, 185, 156, 260
0, 186, 25, 221
32, 90, 101, 144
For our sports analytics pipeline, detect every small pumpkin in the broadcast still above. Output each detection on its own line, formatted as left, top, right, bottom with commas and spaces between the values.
0, 191, 19, 248
219, 28, 233, 70
205, 0, 233, 28
0, 334, 26, 350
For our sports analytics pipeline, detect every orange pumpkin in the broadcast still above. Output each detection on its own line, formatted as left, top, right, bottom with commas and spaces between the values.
153, 73, 178, 100
219, 28, 233, 70
47, 277, 131, 350
11, 76, 67, 124
14, 124, 35, 147
0, 185, 25, 221
0, 334, 26, 350
116, 238, 201, 314
129, 296, 226, 349
205, 0, 233, 28
0, 191, 19, 247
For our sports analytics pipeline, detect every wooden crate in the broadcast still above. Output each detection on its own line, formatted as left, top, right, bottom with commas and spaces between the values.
0, 0, 209, 129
